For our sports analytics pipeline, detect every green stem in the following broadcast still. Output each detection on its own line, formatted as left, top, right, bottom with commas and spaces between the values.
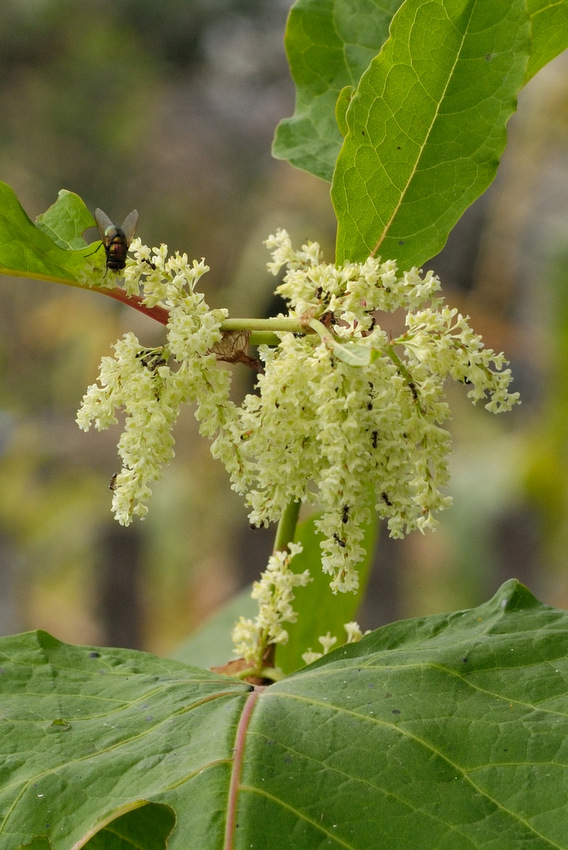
385, 343, 407, 373
248, 332, 283, 347
273, 499, 301, 553
306, 317, 335, 344
221, 317, 306, 334
234, 665, 284, 683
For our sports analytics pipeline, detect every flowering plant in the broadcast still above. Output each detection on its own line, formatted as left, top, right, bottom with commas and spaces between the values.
0, 1, 566, 847
76, 226, 519, 671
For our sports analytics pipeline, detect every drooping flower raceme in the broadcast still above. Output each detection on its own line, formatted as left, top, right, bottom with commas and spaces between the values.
77, 229, 519, 598
77, 240, 232, 525
232, 541, 311, 668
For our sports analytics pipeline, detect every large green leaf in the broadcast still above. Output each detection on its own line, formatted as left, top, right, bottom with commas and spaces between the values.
0, 182, 95, 284
0, 633, 248, 850
4, 580, 568, 848
274, 0, 566, 186
331, 0, 531, 267
273, 0, 404, 181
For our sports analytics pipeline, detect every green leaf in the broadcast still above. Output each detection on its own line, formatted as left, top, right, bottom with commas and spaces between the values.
0, 631, 250, 849
526, 0, 568, 82
276, 508, 378, 674
0, 181, 94, 284
5, 581, 568, 848
331, 338, 373, 365
35, 189, 96, 250
273, 0, 404, 181
332, 0, 531, 267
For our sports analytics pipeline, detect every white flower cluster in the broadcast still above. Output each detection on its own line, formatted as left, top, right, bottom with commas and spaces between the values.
232, 542, 310, 666
266, 229, 443, 328
77, 230, 519, 600
77, 239, 231, 525
212, 230, 519, 592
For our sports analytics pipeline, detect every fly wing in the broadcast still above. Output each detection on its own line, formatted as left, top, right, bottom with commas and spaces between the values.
94, 208, 115, 242
121, 210, 139, 245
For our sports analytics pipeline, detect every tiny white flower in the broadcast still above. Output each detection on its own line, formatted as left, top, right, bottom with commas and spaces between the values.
318, 632, 338, 654
344, 622, 364, 643
301, 649, 323, 665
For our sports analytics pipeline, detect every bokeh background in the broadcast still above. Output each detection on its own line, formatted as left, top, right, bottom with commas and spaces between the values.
0, 0, 567, 655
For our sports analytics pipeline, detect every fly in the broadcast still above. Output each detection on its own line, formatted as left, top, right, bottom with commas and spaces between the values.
94, 208, 139, 272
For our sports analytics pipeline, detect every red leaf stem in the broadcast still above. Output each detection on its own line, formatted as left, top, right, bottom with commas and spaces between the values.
101, 286, 170, 325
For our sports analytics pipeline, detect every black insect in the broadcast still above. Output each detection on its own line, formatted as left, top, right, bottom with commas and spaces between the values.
94, 208, 139, 272
136, 347, 167, 372
408, 380, 419, 401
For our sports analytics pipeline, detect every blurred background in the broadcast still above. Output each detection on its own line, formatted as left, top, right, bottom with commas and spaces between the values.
0, 0, 567, 656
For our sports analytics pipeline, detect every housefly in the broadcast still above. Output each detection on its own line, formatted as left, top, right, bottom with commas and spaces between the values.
94, 208, 139, 272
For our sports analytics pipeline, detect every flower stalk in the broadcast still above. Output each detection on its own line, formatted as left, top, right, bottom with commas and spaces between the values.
273, 499, 302, 554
